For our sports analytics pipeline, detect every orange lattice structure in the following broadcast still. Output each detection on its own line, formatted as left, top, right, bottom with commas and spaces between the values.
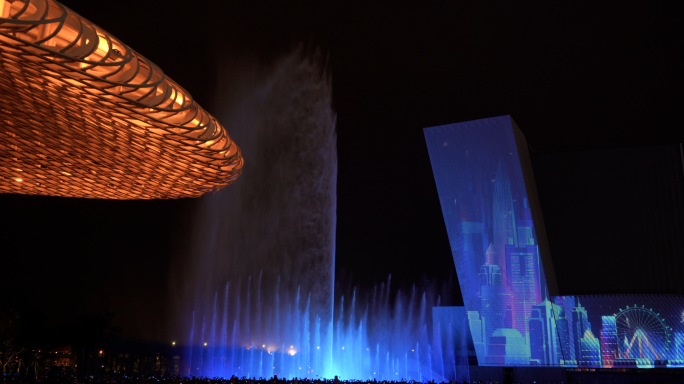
0, 0, 243, 199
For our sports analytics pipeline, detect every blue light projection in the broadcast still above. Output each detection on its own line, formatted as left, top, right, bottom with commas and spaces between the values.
552, 295, 684, 368
432, 307, 471, 382
182, 278, 468, 381
425, 116, 551, 366
424, 116, 684, 368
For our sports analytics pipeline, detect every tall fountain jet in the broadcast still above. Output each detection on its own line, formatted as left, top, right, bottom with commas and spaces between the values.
170, 49, 337, 378
170, 52, 467, 380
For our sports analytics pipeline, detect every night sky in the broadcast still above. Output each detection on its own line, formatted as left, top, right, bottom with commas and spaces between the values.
1, 1, 682, 341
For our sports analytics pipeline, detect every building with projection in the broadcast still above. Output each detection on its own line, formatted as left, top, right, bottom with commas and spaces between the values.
571, 299, 592, 364
529, 300, 562, 365
579, 330, 602, 367
675, 333, 684, 361
0, 0, 243, 199
554, 307, 572, 365
600, 316, 618, 367
425, 116, 684, 370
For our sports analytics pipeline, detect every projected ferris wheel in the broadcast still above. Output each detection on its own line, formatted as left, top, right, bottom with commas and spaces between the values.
616, 305, 672, 360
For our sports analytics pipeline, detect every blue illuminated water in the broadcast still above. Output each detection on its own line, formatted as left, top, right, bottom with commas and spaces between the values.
184, 276, 464, 381
174, 50, 466, 382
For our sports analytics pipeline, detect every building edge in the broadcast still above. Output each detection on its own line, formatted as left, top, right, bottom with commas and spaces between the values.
510, 117, 559, 296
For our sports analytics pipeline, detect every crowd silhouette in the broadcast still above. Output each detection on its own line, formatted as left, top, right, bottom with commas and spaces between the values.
1, 374, 495, 384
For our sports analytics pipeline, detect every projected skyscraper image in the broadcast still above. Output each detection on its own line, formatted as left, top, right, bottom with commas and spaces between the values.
425, 116, 684, 368
425, 116, 552, 366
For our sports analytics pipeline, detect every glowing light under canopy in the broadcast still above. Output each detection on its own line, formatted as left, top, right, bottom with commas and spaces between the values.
0, 0, 243, 199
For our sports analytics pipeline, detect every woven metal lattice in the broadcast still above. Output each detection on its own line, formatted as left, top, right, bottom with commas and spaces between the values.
0, 0, 243, 199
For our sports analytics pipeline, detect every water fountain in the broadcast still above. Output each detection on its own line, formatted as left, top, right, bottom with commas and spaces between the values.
184, 275, 464, 381
170, 49, 465, 381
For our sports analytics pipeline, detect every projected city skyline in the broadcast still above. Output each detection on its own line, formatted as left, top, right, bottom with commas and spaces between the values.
424, 116, 684, 368
552, 294, 684, 368
425, 116, 551, 366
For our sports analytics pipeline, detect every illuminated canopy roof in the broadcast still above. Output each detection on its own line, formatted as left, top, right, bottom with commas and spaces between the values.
0, 0, 243, 199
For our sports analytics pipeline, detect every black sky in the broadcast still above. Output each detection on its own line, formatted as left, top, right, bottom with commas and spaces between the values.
1, 1, 682, 341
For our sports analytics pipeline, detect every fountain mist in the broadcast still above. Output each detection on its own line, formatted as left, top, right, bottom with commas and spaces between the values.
171, 49, 466, 381
170, 48, 337, 378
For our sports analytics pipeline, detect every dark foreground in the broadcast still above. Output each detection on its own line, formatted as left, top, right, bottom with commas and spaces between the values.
1, 375, 484, 384
8, 371, 684, 384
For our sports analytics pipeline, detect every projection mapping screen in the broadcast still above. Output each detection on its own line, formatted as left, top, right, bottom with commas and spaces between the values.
553, 295, 684, 368
424, 116, 684, 368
